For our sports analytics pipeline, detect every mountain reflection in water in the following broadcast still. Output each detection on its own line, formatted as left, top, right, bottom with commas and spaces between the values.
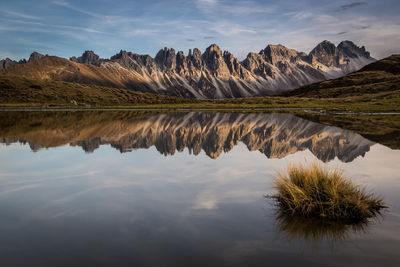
273, 209, 375, 247
0, 112, 375, 162
1, 111, 400, 267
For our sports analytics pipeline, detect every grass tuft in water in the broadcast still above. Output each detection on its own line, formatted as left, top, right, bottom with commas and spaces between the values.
271, 163, 386, 223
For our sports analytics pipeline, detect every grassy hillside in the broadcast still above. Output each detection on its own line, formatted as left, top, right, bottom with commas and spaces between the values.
0, 56, 159, 93
0, 75, 195, 106
285, 55, 400, 98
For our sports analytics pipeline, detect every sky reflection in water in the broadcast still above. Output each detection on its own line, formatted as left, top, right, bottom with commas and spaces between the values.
0, 112, 399, 267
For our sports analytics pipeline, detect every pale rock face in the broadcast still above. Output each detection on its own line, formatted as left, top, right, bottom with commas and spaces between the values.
155, 47, 177, 71
0, 40, 376, 98
309, 40, 340, 66
242, 52, 273, 78
201, 44, 231, 79
262, 44, 300, 65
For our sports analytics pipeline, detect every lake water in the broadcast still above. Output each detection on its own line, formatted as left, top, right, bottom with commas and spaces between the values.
0, 111, 399, 267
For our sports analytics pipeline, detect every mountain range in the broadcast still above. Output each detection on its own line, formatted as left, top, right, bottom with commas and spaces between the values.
0, 40, 375, 99
0, 112, 374, 162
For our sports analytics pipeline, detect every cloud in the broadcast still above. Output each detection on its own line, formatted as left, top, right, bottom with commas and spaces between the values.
1, 9, 42, 20
224, 5, 273, 15
52, 0, 142, 27
53, 0, 102, 18
126, 29, 159, 36
212, 21, 257, 36
197, 0, 218, 6
0, 18, 104, 34
336, 2, 367, 12
1, 0, 399, 62
196, 0, 273, 15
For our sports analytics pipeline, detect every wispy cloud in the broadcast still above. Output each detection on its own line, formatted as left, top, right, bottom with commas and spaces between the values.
0, 18, 105, 34
197, 0, 218, 7
1, 0, 399, 62
126, 29, 159, 36
53, 0, 142, 25
212, 21, 257, 36
1, 9, 42, 20
224, 5, 273, 15
53, 0, 102, 18
196, 0, 273, 15
336, 2, 367, 12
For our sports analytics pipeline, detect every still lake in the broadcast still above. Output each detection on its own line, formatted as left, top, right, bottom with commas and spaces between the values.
0, 111, 399, 267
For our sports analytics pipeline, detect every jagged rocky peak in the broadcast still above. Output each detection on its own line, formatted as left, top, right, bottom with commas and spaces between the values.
242, 52, 264, 67
28, 51, 44, 62
202, 44, 231, 78
242, 52, 274, 78
109, 50, 137, 69
309, 40, 340, 66
337, 40, 371, 59
109, 50, 157, 73
261, 44, 300, 64
155, 47, 176, 70
206, 44, 222, 53
0, 58, 17, 70
70, 50, 102, 66
223, 51, 247, 78
175, 50, 188, 75
110, 50, 130, 60
188, 48, 202, 69
0, 57, 28, 70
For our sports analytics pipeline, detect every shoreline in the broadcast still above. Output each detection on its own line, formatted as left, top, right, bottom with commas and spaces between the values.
1, 106, 400, 115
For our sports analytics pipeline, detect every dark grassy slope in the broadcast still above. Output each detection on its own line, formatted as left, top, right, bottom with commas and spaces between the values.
0, 75, 196, 106
285, 54, 400, 98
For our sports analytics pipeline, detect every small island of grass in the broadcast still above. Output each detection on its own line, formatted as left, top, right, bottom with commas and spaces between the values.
271, 164, 386, 223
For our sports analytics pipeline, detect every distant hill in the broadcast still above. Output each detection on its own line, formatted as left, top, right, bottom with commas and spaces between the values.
284, 55, 400, 98
0, 56, 159, 94
0, 40, 375, 99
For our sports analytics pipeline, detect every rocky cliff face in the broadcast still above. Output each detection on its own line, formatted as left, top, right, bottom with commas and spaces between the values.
28, 52, 44, 62
0, 58, 18, 70
0, 40, 375, 98
0, 112, 374, 162
70, 50, 102, 66
0, 52, 43, 70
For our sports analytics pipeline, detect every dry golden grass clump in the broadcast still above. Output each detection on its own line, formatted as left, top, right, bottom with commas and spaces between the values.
272, 163, 385, 222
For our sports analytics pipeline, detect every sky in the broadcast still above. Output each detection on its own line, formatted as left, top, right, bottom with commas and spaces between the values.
0, 0, 399, 61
